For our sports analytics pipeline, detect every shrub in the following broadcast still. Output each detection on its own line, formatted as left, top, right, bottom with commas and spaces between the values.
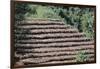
76, 51, 89, 62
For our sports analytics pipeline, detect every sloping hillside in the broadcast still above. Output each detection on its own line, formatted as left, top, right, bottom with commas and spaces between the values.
14, 19, 95, 67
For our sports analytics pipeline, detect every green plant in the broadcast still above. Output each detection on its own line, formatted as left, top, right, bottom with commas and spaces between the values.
76, 51, 89, 62
15, 3, 30, 21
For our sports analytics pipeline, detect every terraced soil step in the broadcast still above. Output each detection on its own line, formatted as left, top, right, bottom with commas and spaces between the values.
14, 19, 95, 67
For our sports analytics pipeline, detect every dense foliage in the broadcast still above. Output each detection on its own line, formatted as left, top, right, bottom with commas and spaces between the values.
15, 3, 30, 21
15, 3, 95, 38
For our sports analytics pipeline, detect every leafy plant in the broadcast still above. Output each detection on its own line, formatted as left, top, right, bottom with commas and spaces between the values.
15, 3, 30, 21
76, 51, 89, 62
